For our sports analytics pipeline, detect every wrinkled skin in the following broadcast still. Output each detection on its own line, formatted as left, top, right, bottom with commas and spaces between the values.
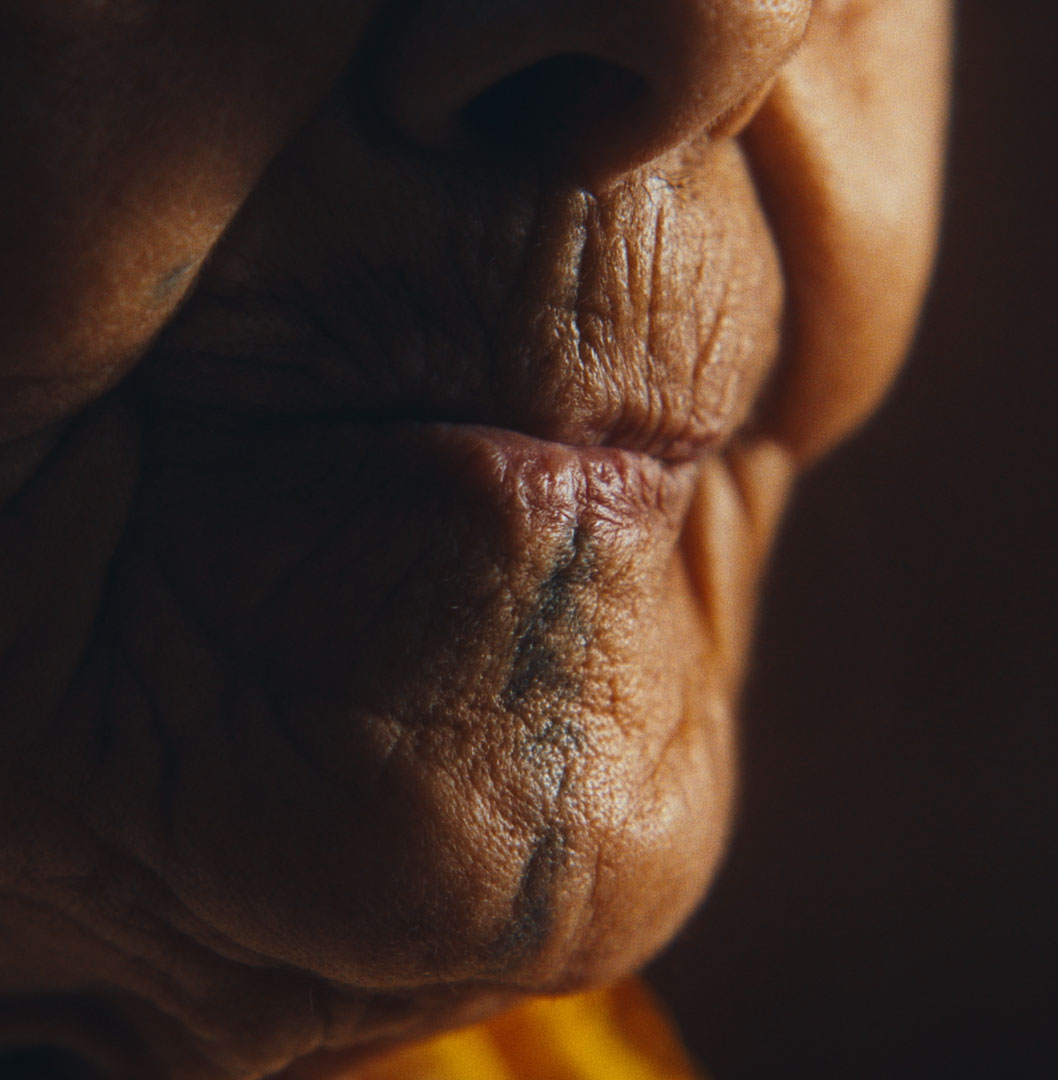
0, 2, 949, 1077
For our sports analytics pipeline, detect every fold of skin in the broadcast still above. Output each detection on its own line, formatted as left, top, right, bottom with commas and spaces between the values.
0, 2, 950, 1077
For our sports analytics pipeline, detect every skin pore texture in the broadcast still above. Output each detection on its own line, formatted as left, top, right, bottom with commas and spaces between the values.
0, 2, 950, 1078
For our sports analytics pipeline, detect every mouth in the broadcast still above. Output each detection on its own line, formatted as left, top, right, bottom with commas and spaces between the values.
67, 129, 783, 1037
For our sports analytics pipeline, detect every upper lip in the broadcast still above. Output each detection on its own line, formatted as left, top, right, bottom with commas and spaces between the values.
143, 163, 776, 466
145, 296, 741, 465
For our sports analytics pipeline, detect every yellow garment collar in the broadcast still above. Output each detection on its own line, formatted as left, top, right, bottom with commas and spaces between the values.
351, 978, 705, 1080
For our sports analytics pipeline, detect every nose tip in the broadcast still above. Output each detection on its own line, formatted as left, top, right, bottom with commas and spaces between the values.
378, 0, 812, 181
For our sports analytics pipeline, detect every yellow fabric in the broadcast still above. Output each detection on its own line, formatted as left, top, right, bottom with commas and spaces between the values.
352, 979, 705, 1080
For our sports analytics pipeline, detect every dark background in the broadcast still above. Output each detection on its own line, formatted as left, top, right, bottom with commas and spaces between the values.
649, 5, 1058, 1078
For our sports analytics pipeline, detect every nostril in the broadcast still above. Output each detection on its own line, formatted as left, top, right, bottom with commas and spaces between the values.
457, 54, 648, 168
375, 0, 812, 181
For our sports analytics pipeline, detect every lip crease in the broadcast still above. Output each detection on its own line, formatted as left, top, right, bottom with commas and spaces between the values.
320, 404, 725, 465
470, 413, 725, 465
338, 407, 724, 467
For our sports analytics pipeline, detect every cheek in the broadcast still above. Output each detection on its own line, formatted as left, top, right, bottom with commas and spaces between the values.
744, 0, 951, 461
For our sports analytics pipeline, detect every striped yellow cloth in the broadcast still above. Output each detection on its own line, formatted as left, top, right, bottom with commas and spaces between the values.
352, 979, 705, 1080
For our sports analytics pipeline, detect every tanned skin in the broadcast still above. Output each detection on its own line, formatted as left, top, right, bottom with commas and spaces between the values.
0, 2, 949, 1077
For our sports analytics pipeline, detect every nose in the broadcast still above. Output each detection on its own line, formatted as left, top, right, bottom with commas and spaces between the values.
376, 0, 812, 183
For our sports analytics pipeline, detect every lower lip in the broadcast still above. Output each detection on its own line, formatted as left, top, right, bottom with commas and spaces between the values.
391, 422, 701, 539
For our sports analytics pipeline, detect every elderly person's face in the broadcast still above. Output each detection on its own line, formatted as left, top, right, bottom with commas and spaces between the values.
0, 2, 949, 1077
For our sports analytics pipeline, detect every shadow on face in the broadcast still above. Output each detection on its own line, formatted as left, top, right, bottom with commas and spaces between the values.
0, 1, 950, 1076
